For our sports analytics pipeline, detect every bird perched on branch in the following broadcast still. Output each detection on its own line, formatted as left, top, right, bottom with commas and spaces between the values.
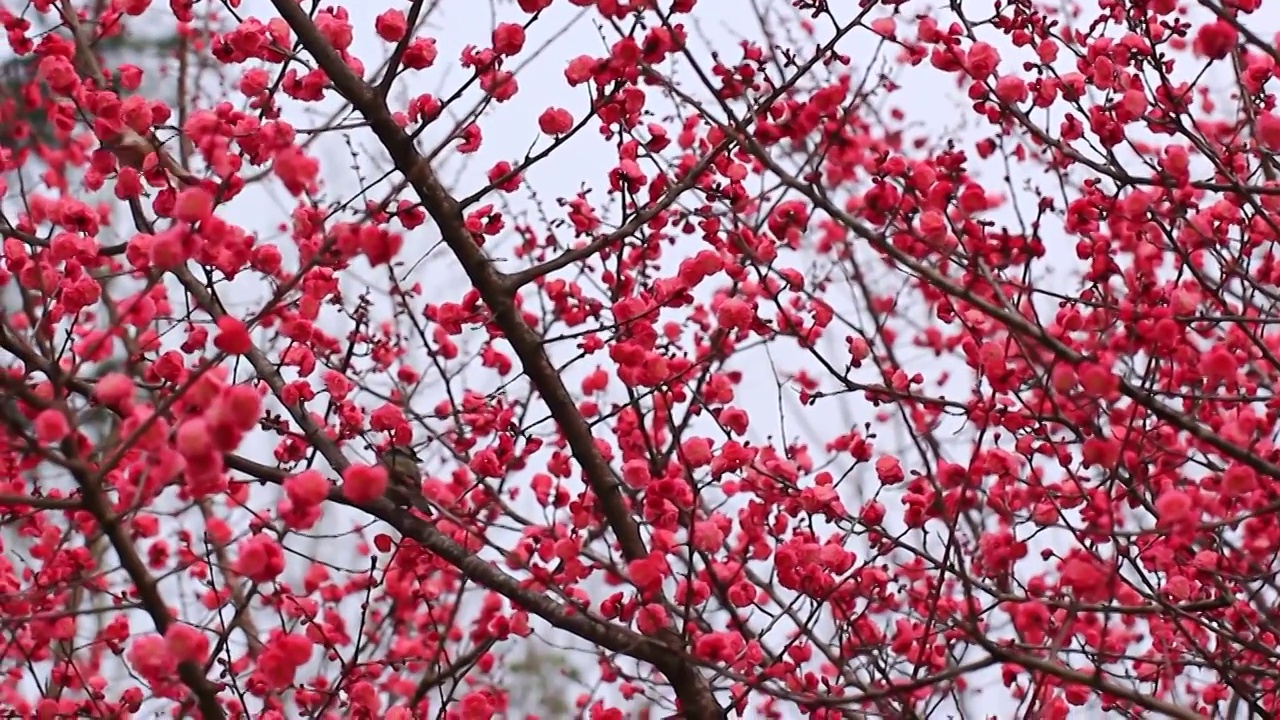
106, 127, 200, 187
376, 442, 431, 513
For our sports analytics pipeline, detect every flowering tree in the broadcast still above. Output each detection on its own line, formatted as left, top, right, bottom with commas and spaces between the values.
1, 0, 1278, 717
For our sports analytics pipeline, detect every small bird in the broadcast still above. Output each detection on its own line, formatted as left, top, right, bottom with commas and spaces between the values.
106, 128, 200, 187
376, 443, 430, 512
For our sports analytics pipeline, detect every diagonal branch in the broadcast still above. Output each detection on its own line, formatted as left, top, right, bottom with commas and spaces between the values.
0, 336, 689, 688
0, 369, 226, 719
175, 263, 725, 714
262, 3, 724, 716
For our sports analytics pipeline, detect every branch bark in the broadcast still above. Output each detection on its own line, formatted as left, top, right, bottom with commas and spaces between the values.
263, 3, 724, 716
0, 367, 226, 719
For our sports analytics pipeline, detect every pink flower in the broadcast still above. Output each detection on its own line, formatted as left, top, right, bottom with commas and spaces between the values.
1258, 113, 1280, 151
214, 316, 252, 355
33, 410, 70, 444
375, 10, 407, 43
538, 107, 573, 135
1193, 20, 1237, 60
1156, 490, 1195, 526
342, 464, 388, 504
681, 437, 713, 467
235, 534, 285, 582
94, 373, 135, 407
164, 624, 209, 664
127, 634, 176, 681
402, 38, 438, 69
286, 470, 331, 507
966, 42, 1000, 80
493, 23, 525, 56
172, 187, 214, 224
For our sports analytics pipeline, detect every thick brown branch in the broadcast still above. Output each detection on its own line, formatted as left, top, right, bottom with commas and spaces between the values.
261, 4, 723, 715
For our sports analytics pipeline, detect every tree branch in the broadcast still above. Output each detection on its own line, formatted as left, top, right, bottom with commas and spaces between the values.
258, 4, 724, 715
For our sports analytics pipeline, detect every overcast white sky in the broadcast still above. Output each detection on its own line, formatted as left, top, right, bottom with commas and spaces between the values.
7, 0, 1280, 717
